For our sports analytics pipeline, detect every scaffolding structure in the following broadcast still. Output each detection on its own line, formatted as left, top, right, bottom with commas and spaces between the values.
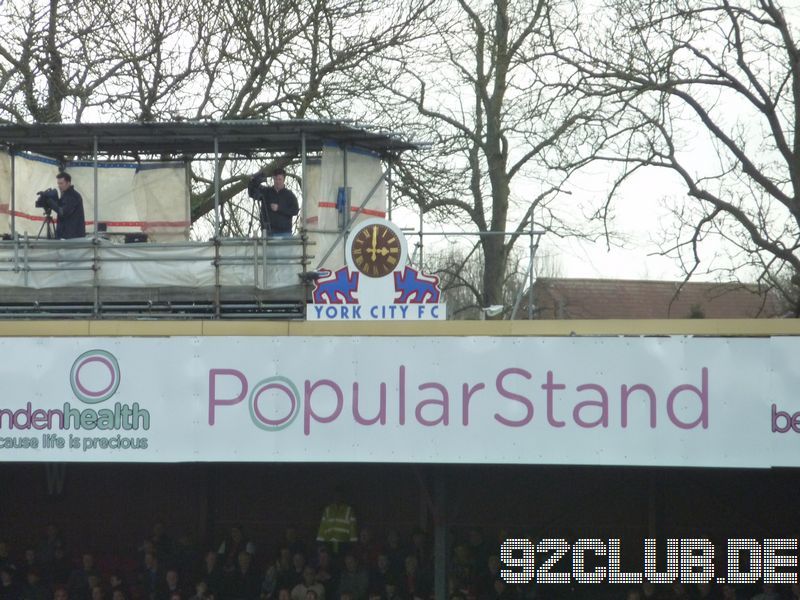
0, 120, 416, 319
406, 226, 545, 320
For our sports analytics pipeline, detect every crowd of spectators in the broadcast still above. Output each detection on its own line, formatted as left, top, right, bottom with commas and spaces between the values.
0, 525, 798, 600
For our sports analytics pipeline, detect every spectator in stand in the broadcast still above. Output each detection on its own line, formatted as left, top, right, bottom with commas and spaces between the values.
475, 555, 502, 599
187, 581, 212, 600
449, 545, 473, 593
270, 549, 293, 595
367, 554, 393, 598
467, 529, 489, 580
310, 548, 334, 600
153, 524, 174, 562
53, 588, 68, 600
23, 570, 50, 600
399, 556, 430, 600
86, 579, 101, 600
289, 567, 323, 600
197, 552, 223, 600
47, 548, 71, 588
337, 555, 368, 600
721, 585, 740, 600
0, 567, 21, 600
0, 543, 15, 574
18, 551, 38, 581
382, 533, 404, 578
223, 551, 261, 600
89, 586, 104, 600
218, 527, 255, 575
37, 526, 64, 571
627, 589, 643, 600
641, 582, 663, 600
285, 555, 307, 593
409, 531, 432, 579
696, 582, 721, 600
140, 542, 157, 566
172, 534, 199, 581
259, 562, 278, 600
668, 584, 690, 600
383, 582, 401, 600
282, 530, 305, 561
156, 570, 184, 600
751, 585, 781, 600
448, 576, 471, 600
67, 554, 98, 600
107, 574, 126, 599
489, 578, 514, 600
137, 552, 161, 600
354, 530, 381, 571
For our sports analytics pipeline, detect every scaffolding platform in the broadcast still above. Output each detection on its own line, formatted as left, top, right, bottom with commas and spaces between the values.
0, 236, 310, 319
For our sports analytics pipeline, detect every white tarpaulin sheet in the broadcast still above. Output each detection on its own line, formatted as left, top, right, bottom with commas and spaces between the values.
0, 151, 9, 234
0, 241, 301, 289
0, 151, 190, 241
305, 144, 386, 270
0, 336, 799, 466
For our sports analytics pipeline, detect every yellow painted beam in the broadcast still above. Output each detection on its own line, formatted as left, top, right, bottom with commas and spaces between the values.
0, 318, 797, 337
87, 321, 204, 336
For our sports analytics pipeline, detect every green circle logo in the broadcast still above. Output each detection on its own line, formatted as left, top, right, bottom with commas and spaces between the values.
70, 350, 121, 404
248, 376, 300, 431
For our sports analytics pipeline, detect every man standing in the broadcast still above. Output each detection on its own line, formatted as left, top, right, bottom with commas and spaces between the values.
316, 488, 358, 556
248, 167, 299, 237
54, 172, 86, 239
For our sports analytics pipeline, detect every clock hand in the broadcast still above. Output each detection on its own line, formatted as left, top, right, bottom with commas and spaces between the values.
368, 226, 378, 261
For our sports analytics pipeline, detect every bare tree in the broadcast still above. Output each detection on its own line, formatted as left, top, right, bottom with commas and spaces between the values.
426, 241, 562, 319
0, 0, 144, 123
372, 0, 612, 313
0, 0, 434, 228
561, 0, 800, 292
186, 0, 435, 224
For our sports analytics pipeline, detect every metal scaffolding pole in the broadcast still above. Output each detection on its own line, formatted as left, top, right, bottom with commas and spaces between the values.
343, 145, 349, 231
93, 136, 99, 235
301, 132, 307, 233
412, 227, 546, 320
213, 137, 221, 238
387, 157, 393, 221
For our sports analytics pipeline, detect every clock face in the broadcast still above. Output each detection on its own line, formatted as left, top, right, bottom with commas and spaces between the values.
350, 223, 402, 278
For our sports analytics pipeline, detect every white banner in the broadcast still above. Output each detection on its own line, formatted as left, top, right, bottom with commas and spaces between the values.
1, 336, 799, 467
0, 151, 190, 241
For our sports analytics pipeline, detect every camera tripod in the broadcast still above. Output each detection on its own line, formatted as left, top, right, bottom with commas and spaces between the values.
37, 210, 56, 240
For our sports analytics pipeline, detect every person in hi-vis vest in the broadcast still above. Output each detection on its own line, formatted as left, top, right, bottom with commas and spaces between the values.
316, 488, 358, 555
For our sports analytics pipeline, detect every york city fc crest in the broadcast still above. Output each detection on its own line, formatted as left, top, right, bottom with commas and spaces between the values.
307, 218, 445, 321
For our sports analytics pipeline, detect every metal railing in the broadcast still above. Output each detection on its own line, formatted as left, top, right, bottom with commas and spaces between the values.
0, 234, 313, 319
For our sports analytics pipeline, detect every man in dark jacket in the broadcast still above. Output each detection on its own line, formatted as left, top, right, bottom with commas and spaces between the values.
55, 172, 86, 239
248, 167, 299, 237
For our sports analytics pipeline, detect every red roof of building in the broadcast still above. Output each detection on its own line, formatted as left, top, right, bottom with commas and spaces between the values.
528, 278, 784, 319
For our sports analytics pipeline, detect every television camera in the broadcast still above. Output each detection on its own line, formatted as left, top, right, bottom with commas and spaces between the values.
34, 188, 59, 239
35, 188, 59, 214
